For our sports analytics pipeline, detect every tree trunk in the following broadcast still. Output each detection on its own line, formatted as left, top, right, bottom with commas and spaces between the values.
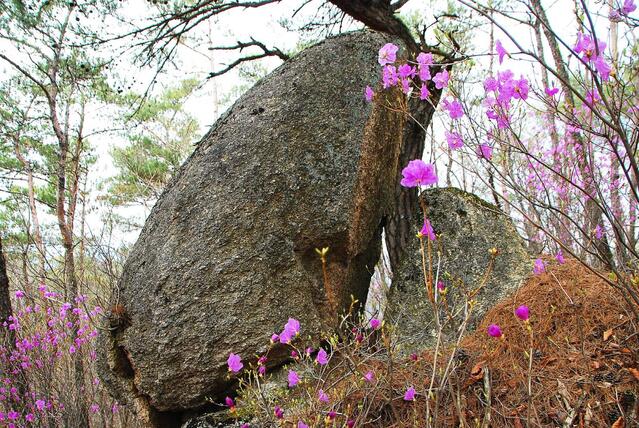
14, 141, 46, 282
326, 0, 450, 272
0, 236, 15, 348
328, 0, 419, 52
386, 94, 442, 271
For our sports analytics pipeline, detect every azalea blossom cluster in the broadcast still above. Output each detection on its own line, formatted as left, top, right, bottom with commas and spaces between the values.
0, 285, 106, 426
573, 32, 612, 81
482, 69, 529, 129
226, 315, 394, 426
610, 0, 637, 19
365, 42, 451, 103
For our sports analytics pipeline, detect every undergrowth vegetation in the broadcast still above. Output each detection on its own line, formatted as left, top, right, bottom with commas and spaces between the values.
226, 260, 638, 427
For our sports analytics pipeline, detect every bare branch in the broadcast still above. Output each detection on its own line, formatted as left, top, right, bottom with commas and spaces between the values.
391, 0, 411, 11
208, 53, 280, 79
209, 38, 289, 61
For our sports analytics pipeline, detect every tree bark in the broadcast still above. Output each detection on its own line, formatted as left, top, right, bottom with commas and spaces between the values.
14, 140, 46, 282
385, 93, 442, 271
328, 0, 419, 52
326, 0, 451, 272
0, 236, 15, 349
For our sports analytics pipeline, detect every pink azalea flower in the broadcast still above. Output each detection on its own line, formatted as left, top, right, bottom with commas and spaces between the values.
316, 348, 329, 365
400, 160, 438, 187
25, 414, 34, 422
574, 32, 606, 62
225, 396, 235, 408
420, 219, 436, 241
90, 404, 100, 413
441, 98, 464, 119
227, 353, 243, 373
417, 52, 433, 82
318, 389, 329, 403
298, 422, 309, 428
419, 84, 430, 100
285, 318, 300, 336
382, 65, 398, 88
328, 411, 337, 420
418, 65, 431, 81
585, 89, 601, 106
622, 0, 636, 14
378, 43, 399, 66
594, 56, 611, 81
287, 370, 300, 387
595, 224, 604, 239
609, 9, 623, 20
347, 420, 355, 428
364, 86, 374, 102
533, 258, 545, 275
398, 63, 416, 79
437, 281, 446, 292
432, 69, 449, 89
274, 406, 284, 419
512, 77, 529, 100
279, 318, 301, 344
370, 318, 381, 330
35, 400, 45, 411
515, 305, 530, 321
400, 78, 411, 94
484, 76, 498, 92
15, 290, 25, 299
545, 87, 559, 97
556, 250, 565, 264
364, 371, 375, 382
487, 324, 503, 338
270, 333, 279, 343
495, 39, 507, 64
445, 130, 464, 149
403, 387, 416, 401
477, 144, 493, 160
416, 52, 433, 66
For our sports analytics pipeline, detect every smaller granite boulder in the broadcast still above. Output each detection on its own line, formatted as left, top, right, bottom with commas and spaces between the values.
385, 187, 531, 352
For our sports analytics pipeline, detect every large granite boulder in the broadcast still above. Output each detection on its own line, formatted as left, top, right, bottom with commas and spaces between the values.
385, 187, 531, 353
98, 31, 407, 424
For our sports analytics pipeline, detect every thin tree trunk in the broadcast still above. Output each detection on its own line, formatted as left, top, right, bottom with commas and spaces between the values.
608, 0, 625, 264
0, 236, 15, 348
532, 19, 572, 250
14, 141, 46, 281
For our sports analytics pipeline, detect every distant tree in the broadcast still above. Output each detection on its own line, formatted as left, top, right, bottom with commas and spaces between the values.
0, 2, 119, 424
107, 79, 201, 209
